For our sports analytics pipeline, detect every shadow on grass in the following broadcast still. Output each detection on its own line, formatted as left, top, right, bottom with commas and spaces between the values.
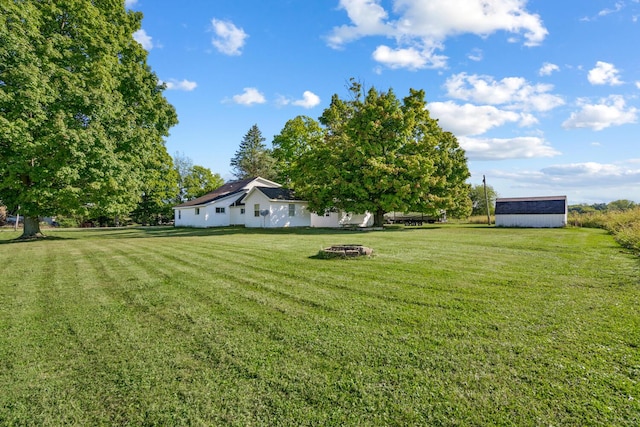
0, 234, 71, 245
1, 224, 445, 242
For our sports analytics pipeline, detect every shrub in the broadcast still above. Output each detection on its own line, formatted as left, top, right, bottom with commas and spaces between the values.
571, 207, 640, 253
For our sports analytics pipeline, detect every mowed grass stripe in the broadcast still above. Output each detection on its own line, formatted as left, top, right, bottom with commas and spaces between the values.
1, 226, 638, 425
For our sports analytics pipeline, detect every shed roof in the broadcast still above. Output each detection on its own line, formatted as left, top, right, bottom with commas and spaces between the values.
495, 196, 567, 215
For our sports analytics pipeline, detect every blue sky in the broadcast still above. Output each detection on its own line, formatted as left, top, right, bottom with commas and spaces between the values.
127, 0, 640, 204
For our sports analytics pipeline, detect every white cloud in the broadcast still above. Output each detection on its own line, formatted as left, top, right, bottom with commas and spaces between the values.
163, 79, 197, 91
467, 48, 483, 62
598, 2, 625, 17
496, 161, 640, 189
636, 81, 640, 89
372, 45, 447, 70
277, 91, 322, 109
133, 29, 153, 50
292, 91, 321, 108
230, 88, 266, 106
125, 0, 138, 8
430, 101, 534, 136
488, 160, 640, 203
588, 61, 623, 86
328, 0, 548, 69
460, 136, 561, 160
211, 19, 248, 56
444, 73, 564, 112
539, 62, 559, 76
562, 95, 638, 131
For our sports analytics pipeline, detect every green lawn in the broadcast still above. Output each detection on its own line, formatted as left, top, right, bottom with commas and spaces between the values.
0, 225, 638, 425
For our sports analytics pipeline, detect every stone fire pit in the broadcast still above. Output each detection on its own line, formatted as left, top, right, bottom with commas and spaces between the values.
319, 244, 373, 259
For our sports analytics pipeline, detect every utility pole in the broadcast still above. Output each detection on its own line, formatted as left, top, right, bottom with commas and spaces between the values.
483, 175, 491, 226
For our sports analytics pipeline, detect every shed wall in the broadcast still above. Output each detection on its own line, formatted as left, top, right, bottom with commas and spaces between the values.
495, 213, 567, 228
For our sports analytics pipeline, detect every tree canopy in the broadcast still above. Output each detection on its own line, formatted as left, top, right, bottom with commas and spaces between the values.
469, 183, 498, 216
283, 80, 471, 226
0, 0, 177, 237
272, 116, 324, 185
173, 152, 223, 203
230, 124, 275, 180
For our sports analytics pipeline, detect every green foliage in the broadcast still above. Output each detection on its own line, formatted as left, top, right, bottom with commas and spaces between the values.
272, 116, 324, 184
0, 0, 177, 237
172, 152, 223, 203
469, 183, 498, 216
288, 80, 471, 226
0, 226, 638, 425
607, 199, 636, 212
131, 149, 179, 225
182, 165, 224, 200
230, 124, 276, 180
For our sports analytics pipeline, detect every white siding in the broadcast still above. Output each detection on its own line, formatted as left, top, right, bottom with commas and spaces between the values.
229, 205, 245, 225
243, 191, 310, 228
173, 194, 239, 228
495, 213, 567, 228
311, 212, 341, 228
310, 211, 374, 228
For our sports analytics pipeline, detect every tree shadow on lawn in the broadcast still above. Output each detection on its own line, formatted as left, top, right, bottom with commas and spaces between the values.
0, 224, 444, 243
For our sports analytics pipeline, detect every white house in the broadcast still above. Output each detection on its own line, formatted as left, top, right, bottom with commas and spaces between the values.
495, 196, 567, 228
174, 177, 375, 229
173, 177, 281, 228
242, 186, 311, 228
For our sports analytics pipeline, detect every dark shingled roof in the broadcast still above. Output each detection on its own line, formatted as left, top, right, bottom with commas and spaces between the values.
495, 196, 567, 215
174, 177, 257, 208
255, 187, 301, 201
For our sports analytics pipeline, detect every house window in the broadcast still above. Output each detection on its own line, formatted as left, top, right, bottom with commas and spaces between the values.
240, 208, 245, 214
289, 204, 295, 217
254, 204, 260, 217
178, 210, 181, 219
215, 207, 225, 214
195, 208, 200, 215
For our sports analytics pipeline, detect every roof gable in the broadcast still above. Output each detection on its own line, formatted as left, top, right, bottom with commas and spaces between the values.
243, 186, 304, 203
495, 196, 567, 215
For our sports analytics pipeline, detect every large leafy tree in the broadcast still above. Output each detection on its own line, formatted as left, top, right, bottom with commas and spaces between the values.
0, 0, 177, 237
230, 124, 275, 180
291, 80, 471, 226
272, 116, 324, 185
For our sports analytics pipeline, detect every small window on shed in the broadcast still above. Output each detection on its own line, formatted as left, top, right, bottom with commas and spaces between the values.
215, 207, 225, 214
288, 204, 295, 217
195, 208, 200, 215
240, 208, 245, 214
254, 204, 260, 217
178, 210, 181, 219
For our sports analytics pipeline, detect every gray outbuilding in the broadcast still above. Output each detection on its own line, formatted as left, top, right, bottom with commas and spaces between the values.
495, 196, 567, 228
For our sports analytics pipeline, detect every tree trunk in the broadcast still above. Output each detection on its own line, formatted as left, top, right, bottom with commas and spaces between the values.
20, 216, 44, 239
373, 209, 386, 228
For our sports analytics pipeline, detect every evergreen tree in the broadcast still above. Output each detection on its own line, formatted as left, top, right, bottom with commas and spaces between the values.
230, 124, 275, 180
